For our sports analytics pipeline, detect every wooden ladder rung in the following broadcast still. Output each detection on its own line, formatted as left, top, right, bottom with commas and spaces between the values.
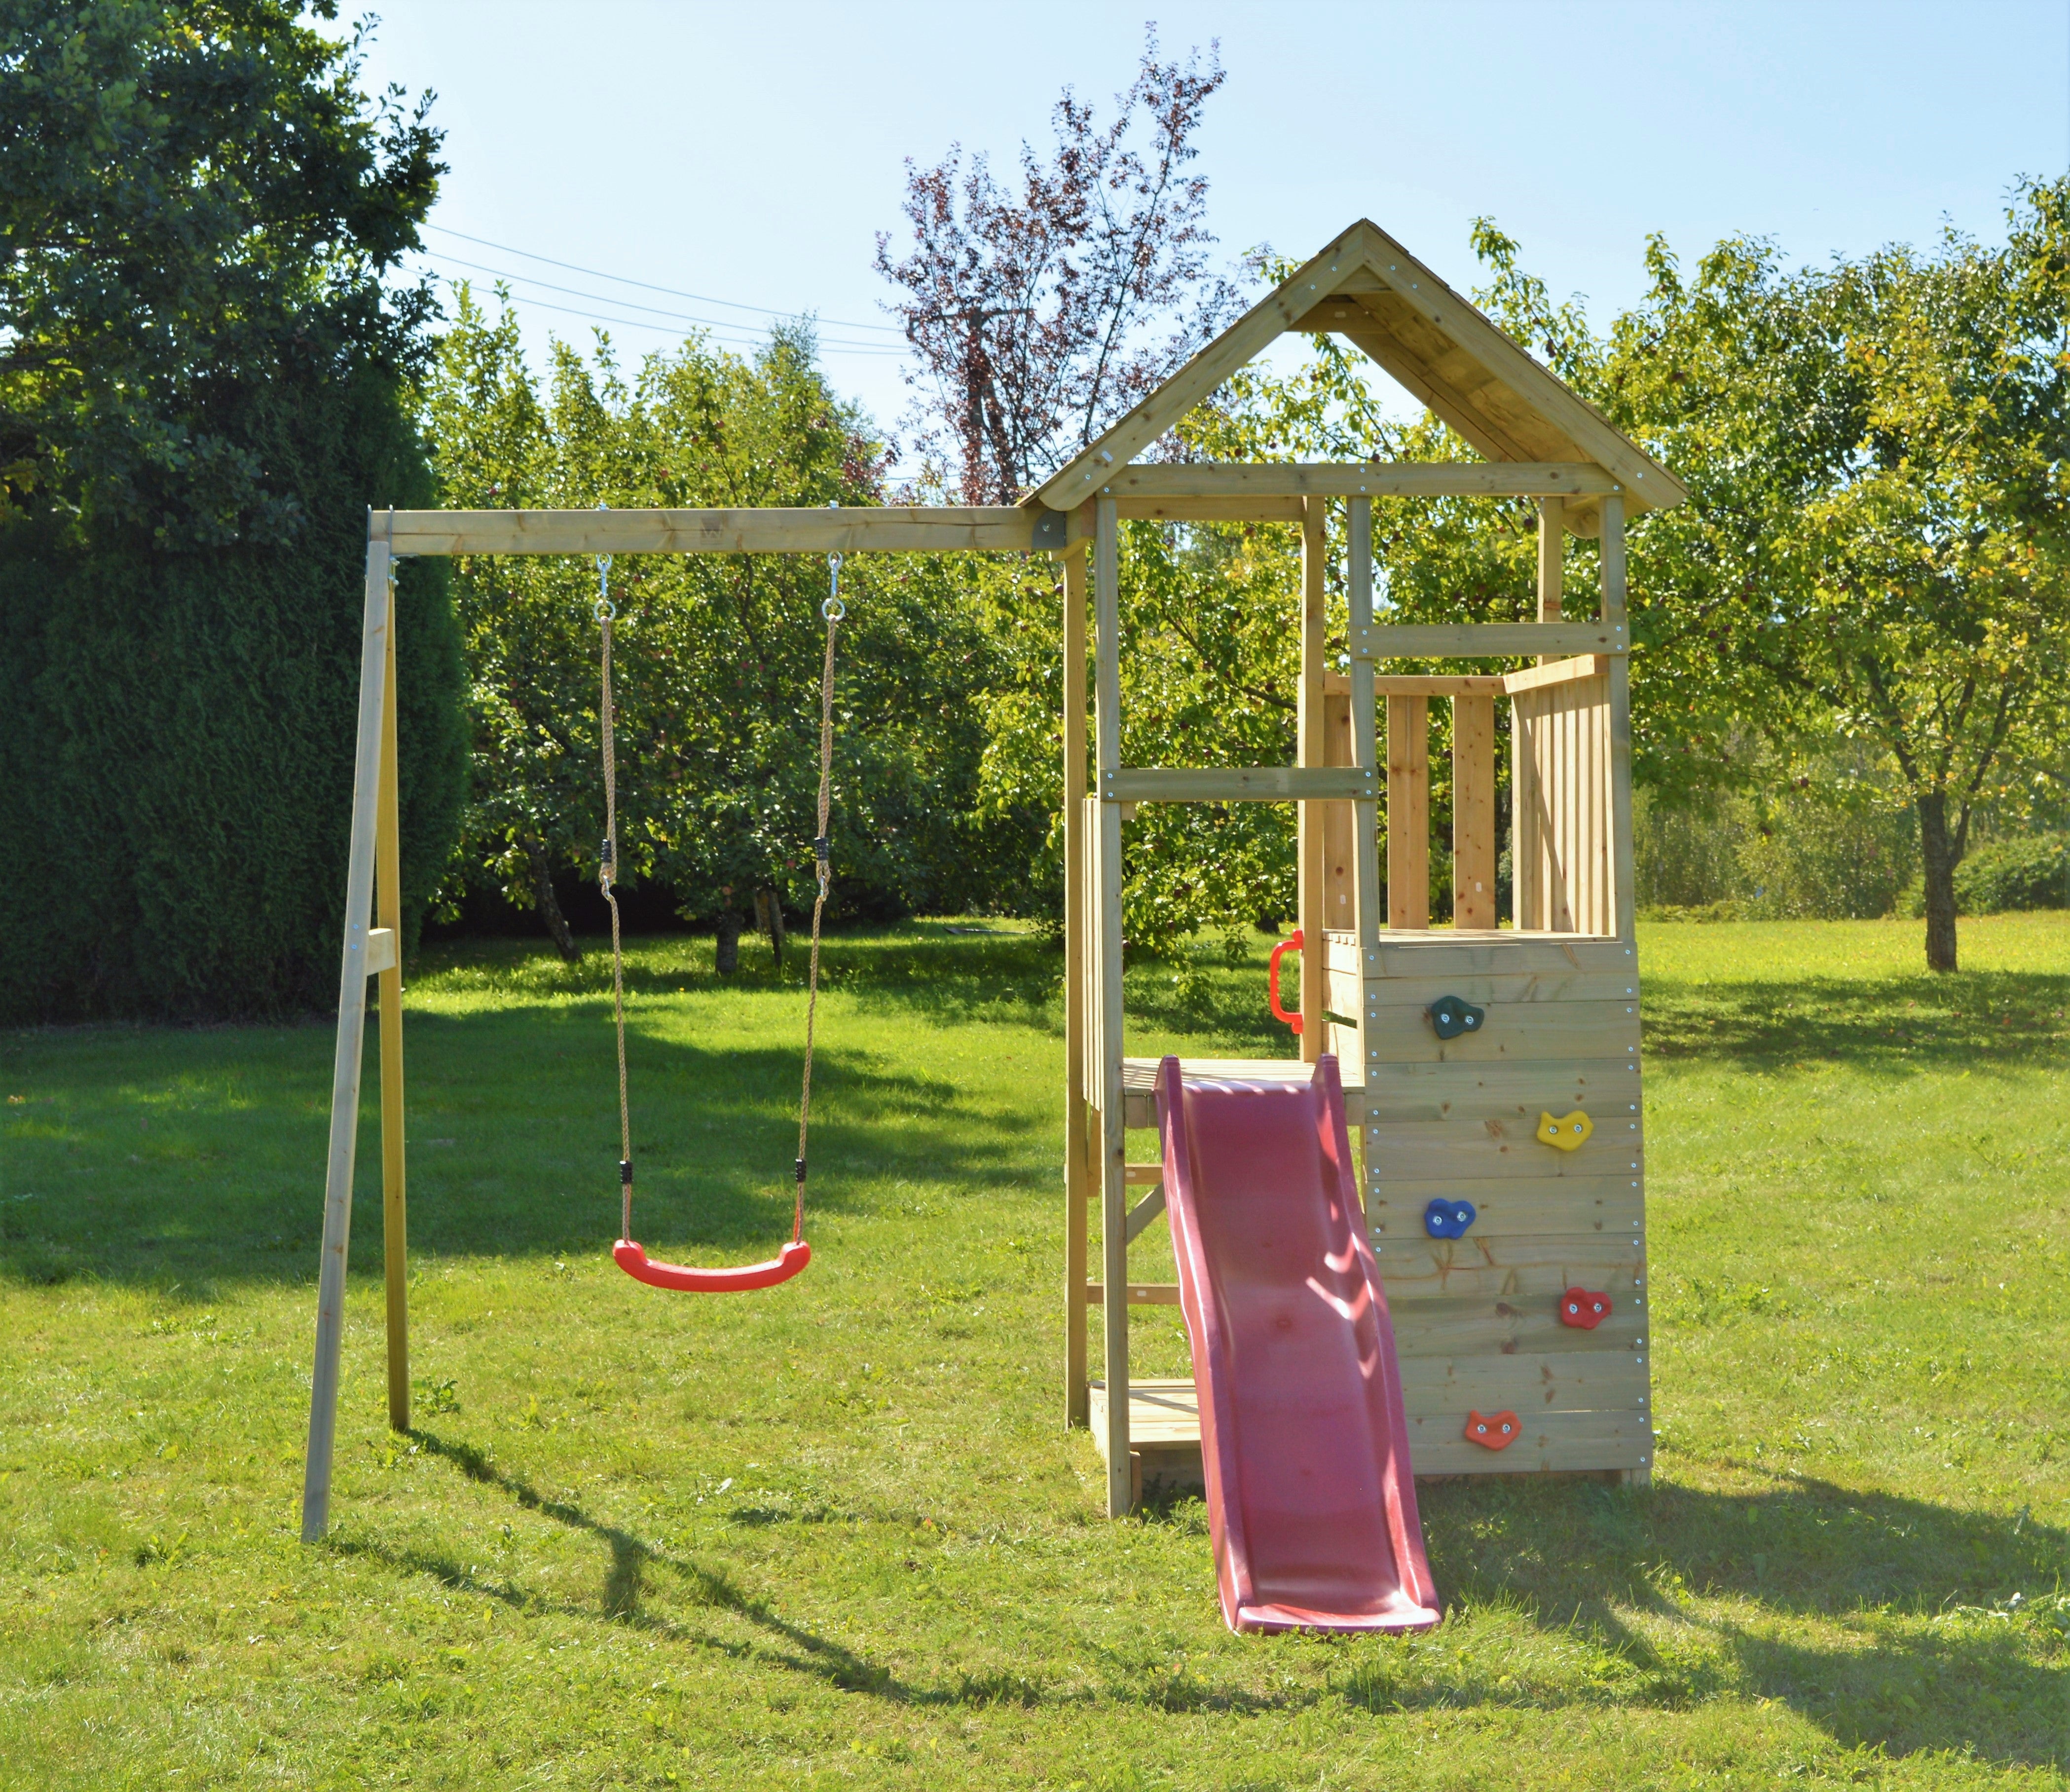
1086, 1283, 1182, 1306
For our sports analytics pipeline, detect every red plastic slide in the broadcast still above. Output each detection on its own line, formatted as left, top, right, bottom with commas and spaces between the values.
1156, 1054, 1442, 1634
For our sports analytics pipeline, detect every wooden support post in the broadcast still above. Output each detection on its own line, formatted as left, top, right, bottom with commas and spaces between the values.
1296, 499, 1328, 1061
1537, 496, 1565, 654
1515, 494, 1567, 921
1451, 694, 1497, 929
1061, 542, 1090, 1430
1092, 497, 1131, 1517
376, 558, 409, 1435
1385, 696, 1429, 930
301, 526, 394, 1543
1601, 496, 1637, 941
1347, 499, 1381, 1100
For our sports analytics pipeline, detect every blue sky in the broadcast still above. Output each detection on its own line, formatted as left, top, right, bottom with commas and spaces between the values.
360, 0, 2070, 464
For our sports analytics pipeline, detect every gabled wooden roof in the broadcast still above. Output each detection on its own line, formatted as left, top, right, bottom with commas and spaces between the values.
1026, 218, 1685, 534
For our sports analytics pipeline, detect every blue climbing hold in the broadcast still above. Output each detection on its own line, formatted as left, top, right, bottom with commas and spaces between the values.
1423, 1197, 1477, 1239
1427, 995, 1486, 1041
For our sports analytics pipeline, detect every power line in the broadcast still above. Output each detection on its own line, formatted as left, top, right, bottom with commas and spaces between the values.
421, 271, 908, 358
420, 221, 906, 336
421, 249, 906, 354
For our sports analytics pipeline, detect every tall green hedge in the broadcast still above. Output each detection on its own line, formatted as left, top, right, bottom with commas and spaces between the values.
0, 4, 465, 1021
0, 370, 466, 1022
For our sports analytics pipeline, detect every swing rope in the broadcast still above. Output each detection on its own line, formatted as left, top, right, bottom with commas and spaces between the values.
792, 552, 844, 1235
595, 547, 635, 1242
604, 530, 843, 1293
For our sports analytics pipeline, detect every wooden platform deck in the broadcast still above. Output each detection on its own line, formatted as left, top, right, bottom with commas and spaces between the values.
1089, 1379, 1207, 1500
1119, 1058, 1349, 1129
1090, 1374, 1651, 1489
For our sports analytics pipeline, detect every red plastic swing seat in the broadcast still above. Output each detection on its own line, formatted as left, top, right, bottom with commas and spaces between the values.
613, 1237, 811, 1293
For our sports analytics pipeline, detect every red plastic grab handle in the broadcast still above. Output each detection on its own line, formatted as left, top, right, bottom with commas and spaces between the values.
1267, 928, 1305, 1037
613, 1237, 811, 1293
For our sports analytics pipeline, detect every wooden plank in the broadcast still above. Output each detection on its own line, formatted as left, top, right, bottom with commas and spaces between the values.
1403, 1408, 1653, 1476
1356, 1055, 1643, 1116
1358, 621, 1627, 660
1320, 686, 1356, 933
1371, 1232, 1645, 1297
1093, 497, 1130, 1517
1513, 684, 1542, 929
1537, 496, 1565, 628
1298, 500, 1329, 1066
1104, 765, 1376, 803
386, 506, 1039, 558
1062, 546, 1090, 1430
1364, 1178, 1644, 1238
1386, 695, 1429, 929
1105, 462, 1619, 499
1090, 1379, 1203, 1447
1365, 1125, 1644, 1181
1384, 1293, 1648, 1359
1123, 1186, 1167, 1244
1327, 963, 1639, 1012
375, 579, 409, 1438
1328, 223, 1688, 515
1359, 998, 1639, 1064
1346, 499, 1384, 973
1124, 1162, 1164, 1186
1087, 1282, 1183, 1306
1094, 1381, 1655, 1476
1452, 693, 1497, 929
1603, 496, 1638, 942
1398, 1351, 1651, 1416
1503, 654, 1609, 695
1114, 494, 1306, 523
1373, 674, 1509, 697
1031, 226, 1374, 509
1368, 935, 1638, 977
1118, 1054, 1370, 1131
301, 535, 394, 1544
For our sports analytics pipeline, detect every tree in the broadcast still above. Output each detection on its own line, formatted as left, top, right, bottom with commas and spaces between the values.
875, 29, 1244, 503
421, 291, 1036, 964
1593, 181, 2070, 971
0, 2, 465, 1021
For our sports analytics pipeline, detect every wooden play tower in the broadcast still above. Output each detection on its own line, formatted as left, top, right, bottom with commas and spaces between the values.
1045, 220, 1686, 1515
298, 218, 1683, 1540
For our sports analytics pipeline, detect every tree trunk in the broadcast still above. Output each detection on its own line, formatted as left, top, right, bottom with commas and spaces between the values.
1917, 789, 1959, 973
522, 836, 580, 964
713, 907, 743, 975
755, 888, 785, 972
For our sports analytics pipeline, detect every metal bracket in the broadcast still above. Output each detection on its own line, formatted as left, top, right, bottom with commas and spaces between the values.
1029, 507, 1069, 551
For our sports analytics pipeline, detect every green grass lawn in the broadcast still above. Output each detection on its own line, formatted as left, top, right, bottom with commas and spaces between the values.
3, 914, 2068, 1789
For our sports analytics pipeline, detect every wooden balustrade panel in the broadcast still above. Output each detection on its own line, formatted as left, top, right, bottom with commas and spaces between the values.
1512, 672, 1613, 935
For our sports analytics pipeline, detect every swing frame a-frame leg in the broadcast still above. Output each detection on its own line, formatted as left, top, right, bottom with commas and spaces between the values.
301, 515, 413, 1543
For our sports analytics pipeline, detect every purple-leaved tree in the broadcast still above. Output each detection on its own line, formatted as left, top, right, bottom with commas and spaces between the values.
875, 30, 1246, 504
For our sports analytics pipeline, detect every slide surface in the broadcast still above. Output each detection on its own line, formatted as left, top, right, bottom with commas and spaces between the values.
1157, 1054, 1442, 1634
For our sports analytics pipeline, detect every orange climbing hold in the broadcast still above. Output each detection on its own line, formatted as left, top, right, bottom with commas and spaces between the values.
1464, 1410, 1519, 1450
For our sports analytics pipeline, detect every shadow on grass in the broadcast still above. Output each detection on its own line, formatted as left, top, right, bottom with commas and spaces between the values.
1395, 1469, 2070, 1768
342, 1422, 2070, 1760
1641, 970, 2070, 1073
336, 1428, 1083, 1710
0, 1008, 1042, 1294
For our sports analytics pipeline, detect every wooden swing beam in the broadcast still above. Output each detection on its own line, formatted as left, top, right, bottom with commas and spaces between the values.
297, 479, 1642, 1540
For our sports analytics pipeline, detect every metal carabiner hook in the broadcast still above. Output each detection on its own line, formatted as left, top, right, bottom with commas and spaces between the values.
823, 498, 845, 621
594, 501, 614, 622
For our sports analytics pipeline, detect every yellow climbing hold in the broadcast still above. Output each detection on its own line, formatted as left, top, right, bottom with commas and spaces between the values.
1536, 1110, 1593, 1152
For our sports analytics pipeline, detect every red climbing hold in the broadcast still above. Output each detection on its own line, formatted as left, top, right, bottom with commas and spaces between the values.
1559, 1287, 1613, 1330
1464, 1410, 1519, 1450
